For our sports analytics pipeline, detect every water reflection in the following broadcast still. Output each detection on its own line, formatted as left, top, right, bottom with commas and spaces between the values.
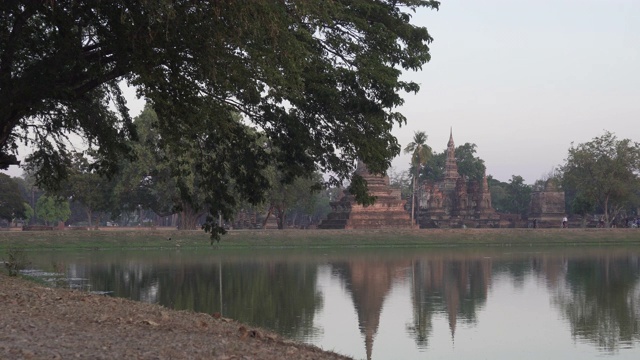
332, 256, 412, 360
408, 255, 491, 349
28, 248, 640, 359
550, 256, 640, 352
52, 252, 323, 339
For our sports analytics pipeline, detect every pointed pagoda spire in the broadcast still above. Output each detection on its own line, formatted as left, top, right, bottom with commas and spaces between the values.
444, 128, 459, 190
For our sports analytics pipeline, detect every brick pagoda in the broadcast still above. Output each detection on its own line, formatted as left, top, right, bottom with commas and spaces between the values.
318, 161, 414, 229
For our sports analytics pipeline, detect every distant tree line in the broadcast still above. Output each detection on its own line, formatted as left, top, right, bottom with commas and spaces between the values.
0, 106, 340, 230
397, 130, 640, 226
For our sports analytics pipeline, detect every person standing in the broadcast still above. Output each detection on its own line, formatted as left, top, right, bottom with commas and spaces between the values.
562, 216, 568, 228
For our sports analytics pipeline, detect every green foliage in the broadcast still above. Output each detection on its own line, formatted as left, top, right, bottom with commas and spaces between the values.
0, 173, 25, 223
263, 164, 323, 229
571, 194, 596, 217
404, 131, 433, 174
561, 131, 640, 226
59, 153, 116, 227
23, 202, 33, 225
3, 1, 440, 240
506, 175, 532, 217
487, 177, 508, 213
423, 152, 446, 182
454, 143, 486, 182
488, 175, 532, 216
114, 106, 209, 230
35, 195, 71, 226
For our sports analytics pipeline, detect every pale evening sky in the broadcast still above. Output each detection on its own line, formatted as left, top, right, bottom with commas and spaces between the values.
3, 1, 639, 184
392, 0, 640, 183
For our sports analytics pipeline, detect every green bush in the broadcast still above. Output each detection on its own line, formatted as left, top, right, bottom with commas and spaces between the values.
3, 247, 30, 276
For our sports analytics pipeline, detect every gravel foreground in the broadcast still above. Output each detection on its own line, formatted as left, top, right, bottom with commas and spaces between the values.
0, 274, 351, 360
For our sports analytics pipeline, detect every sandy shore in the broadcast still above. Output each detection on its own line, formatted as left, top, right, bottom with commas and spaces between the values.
0, 274, 351, 360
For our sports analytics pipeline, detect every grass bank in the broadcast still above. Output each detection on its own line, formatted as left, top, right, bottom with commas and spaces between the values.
1, 227, 640, 251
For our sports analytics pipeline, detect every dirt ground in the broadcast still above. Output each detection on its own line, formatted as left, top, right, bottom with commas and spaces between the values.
0, 274, 352, 360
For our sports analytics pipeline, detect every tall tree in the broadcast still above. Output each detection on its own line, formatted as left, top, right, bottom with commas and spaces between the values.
454, 143, 486, 182
62, 153, 115, 227
114, 106, 207, 230
0, 174, 25, 225
404, 131, 432, 225
35, 195, 71, 226
561, 131, 640, 227
487, 175, 532, 216
1, 1, 440, 240
506, 175, 532, 217
263, 170, 323, 229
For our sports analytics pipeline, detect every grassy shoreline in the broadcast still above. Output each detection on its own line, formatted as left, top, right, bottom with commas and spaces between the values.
1, 227, 640, 251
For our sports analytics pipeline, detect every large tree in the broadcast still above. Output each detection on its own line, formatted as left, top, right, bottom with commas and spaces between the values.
1, 1, 440, 239
0, 173, 25, 225
263, 168, 323, 230
35, 195, 71, 226
114, 106, 208, 230
488, 175, 532, 216
561, 131, 640, 227
62, 153, 115, 227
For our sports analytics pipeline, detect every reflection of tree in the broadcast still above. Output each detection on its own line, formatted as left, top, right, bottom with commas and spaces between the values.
495, 260, 530, 289
214, 261, 322, 339
81, 262, 161, 302
408, 257, 491, 348
77, 258, 323, 340
553, 257, 640, 352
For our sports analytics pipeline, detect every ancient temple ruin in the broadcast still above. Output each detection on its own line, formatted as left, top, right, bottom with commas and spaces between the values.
318, 161, 414, 229
528, 179, 566, 227
418, 130, 499, 228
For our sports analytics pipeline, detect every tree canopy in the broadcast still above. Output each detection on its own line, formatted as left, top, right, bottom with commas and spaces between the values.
487, 175, 532, 216
561, 131, 640, 226
35, 195, 71, 226
1, 1, 440, 239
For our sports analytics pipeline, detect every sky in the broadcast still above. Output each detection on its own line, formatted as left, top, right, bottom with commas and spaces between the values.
391, 0, 640, 183
3, 0, 639, 184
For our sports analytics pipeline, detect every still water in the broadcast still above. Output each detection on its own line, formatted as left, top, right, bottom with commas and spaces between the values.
27, 247, 640, 360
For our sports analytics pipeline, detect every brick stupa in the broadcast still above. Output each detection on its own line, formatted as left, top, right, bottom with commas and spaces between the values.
318, 161, 414, 229
528, 179, 566, 227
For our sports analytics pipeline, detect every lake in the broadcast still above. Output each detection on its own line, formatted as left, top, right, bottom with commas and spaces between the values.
26, 246, 640, 360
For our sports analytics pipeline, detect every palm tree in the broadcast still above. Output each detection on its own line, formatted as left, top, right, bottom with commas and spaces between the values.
403, 131, 432, 226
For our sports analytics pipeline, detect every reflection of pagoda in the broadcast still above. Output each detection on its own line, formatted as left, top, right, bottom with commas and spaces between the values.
318, 161, 413, 229
410, 256, 492, 341
332, 259, 410, 360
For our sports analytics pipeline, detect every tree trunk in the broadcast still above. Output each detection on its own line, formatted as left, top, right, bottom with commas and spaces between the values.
178, 203, 203, 230
604, 195, 610, 228
276, 206, 286, 230
411, 170, 418, 226
262, 206, 274, 229
86, 208, 93, 228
